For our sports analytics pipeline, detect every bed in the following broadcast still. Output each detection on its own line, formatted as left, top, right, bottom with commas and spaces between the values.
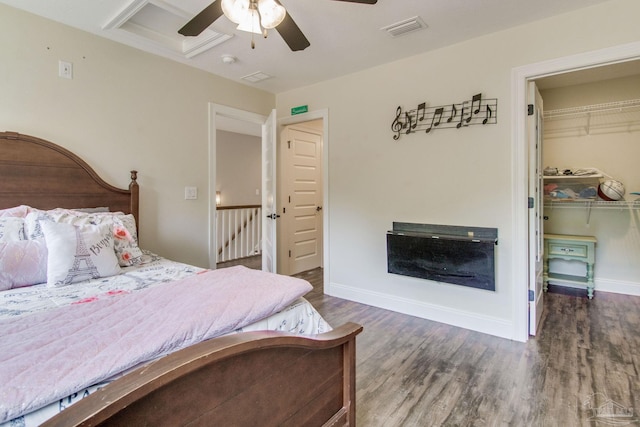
0, 131, 362, 427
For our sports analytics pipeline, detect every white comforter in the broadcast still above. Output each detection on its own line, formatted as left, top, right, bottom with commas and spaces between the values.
0, 259, 328, 425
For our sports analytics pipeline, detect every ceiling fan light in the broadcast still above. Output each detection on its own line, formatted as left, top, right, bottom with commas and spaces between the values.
257, 0, 286, 29
221, 0, 248, 25
236, 8, 263, 34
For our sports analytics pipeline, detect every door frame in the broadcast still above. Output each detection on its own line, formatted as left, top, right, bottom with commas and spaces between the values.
511, 40, 640, 341
208, 103, 267, 269
278, 109, 329, 284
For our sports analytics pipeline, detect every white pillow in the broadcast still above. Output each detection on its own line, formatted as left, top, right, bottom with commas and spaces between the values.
41, 221, 121, 287
0, 217, 26, 243
0, 205, 31, 218
0, 240, 48, 290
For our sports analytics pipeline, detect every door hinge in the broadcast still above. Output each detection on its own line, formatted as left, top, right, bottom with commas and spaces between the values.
528, 197, 534, 208
527, 104, 534, 116
528, 290, 535, 301
289, 250, 291, 258
283, 207, 286, 214
287, 140, 291, 149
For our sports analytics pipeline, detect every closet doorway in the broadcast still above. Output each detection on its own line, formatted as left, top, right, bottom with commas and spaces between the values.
534, 61, 640, 304
513, 41, 640, 342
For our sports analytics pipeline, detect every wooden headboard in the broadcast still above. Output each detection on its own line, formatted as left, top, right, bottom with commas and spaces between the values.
0, 131, 139, 225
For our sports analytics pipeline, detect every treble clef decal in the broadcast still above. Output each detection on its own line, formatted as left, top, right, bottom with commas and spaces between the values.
391, 106, 404, 140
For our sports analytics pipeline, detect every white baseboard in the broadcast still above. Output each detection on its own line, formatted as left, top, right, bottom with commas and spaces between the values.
548, 278, 640, 296
326, 282, 514, 340
595, 278, 640, 296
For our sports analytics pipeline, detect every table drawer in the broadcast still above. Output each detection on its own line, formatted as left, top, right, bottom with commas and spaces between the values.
547, 242, 588, 258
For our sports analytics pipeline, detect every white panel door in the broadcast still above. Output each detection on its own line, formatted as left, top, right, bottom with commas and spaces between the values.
528, 81, 544, 335
262, 109, 277, 273
282, 125, 323, 275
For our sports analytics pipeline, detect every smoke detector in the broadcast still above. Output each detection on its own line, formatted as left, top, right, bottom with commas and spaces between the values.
221, 54, 237, 64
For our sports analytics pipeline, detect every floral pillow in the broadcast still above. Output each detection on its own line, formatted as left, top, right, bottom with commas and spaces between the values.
25, 209, 145, 266
41, 221, 121, 287
0, 217, 26, 243
0, 240, 48, 291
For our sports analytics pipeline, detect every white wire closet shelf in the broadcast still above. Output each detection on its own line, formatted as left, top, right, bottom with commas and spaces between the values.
543, 98, 640, 137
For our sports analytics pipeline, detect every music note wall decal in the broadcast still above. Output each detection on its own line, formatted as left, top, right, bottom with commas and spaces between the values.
390, 93, 497, 140
425, 107, 444, 133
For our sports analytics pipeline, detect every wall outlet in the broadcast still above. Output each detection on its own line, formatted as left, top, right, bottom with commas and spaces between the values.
58, 60, 73, 79
184, 186, 198, 200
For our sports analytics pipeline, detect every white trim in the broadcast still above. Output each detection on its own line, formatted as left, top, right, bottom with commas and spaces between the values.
329, 282, 514, 339
278, 109, 330, 287
208, 103, 268, 269
511, 41, 640, 342
595, 278, 640, 296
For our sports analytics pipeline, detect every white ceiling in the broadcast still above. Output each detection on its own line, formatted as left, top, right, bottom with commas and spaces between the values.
0, 0, 620, 95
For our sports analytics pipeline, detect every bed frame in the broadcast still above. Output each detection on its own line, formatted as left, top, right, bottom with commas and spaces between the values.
0, 131, 139, 228
1, 131, 362, 426
42, 323, 362, 427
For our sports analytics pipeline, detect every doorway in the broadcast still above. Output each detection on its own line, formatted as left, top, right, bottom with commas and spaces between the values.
208, 104, 267, 270
512, 41, 640, 342
209, 104, 330, 283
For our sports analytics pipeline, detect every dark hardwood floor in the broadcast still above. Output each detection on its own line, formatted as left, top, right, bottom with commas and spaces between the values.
295, 267, 640, 427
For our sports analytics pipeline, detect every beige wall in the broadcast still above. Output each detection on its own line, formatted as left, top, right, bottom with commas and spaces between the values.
216, 130, 262, 206
275, 0, 640, 339
0, 4, 275, 267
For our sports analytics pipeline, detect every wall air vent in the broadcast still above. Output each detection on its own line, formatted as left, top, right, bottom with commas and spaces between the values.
381, 16, 428, 38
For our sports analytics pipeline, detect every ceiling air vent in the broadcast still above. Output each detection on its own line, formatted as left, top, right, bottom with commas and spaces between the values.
381, 16, 427, 38
241, 71, 273, 83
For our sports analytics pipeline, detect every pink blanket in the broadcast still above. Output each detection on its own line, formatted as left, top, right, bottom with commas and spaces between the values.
0, 266, 312, 423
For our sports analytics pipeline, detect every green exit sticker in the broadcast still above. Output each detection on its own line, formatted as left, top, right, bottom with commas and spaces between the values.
291, 105, 308, 115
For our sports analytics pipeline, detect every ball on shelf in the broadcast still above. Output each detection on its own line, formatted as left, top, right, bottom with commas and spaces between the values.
597, 180, 625, 201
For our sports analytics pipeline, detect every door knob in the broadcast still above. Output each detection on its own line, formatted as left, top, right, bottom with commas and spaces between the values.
316, 206, 323, 212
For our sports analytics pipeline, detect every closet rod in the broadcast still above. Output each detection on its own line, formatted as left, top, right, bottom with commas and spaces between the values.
544, 98, 640, 119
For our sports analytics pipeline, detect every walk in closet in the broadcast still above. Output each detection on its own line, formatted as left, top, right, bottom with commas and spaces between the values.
539, 71, 640, 296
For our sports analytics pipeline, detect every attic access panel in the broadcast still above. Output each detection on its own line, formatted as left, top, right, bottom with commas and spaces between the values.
104, 0, 232, 59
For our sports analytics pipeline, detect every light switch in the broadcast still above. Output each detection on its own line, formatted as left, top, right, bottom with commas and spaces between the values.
184, 186, 198, 200
59, 60, 73, 79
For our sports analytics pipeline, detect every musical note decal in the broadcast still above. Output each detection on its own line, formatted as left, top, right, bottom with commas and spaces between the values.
425, 107, 444, 133
471, 93, 482, 115
447, 104, 457, 123
417, 102, 426, 122
457, 102, 467, 129
391, 106, 404, 140
483, 105, 493, 125
405, 112, 414, 134
390, 93, 497, 140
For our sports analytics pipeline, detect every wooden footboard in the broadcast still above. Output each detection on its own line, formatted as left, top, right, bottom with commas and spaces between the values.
42, 323, 362, 427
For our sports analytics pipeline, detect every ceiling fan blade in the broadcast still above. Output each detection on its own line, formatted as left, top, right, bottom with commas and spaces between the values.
331, 0, 377, 4
275, 12, 310, 51
178, 1, 224, 37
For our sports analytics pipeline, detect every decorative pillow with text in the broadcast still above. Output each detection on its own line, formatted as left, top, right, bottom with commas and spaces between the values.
41, 222, 121, 287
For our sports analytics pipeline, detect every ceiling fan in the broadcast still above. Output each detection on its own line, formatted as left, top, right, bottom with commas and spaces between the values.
178, 0, 377, 51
